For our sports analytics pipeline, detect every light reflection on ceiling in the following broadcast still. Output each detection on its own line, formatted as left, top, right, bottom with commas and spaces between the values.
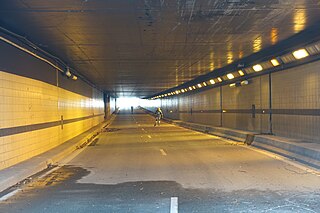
0, 0, 319, 97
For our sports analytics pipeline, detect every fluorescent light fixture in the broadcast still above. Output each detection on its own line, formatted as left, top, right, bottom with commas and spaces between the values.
175, 90, 179, 94
164, 94, 167, 96
210, 79, 215, 84
181, 89, 185, 93
292, 48, 309, 59
189, 86, 193, 90
192, 86, 196, 89
252, 64, 263, 72
72, 75, 78, 80
203, 82, 207, 86
197, 83, 202, 88
241, 80, 249, 85
227, 73, 235, 79
229, 83, 236, 88
222, 110, 227, 113
217, 77, 222, 82
270, 58, 280, 66
238, 70, 244, 76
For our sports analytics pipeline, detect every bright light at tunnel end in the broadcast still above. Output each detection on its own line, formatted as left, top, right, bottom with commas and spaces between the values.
117, 97, 141, 109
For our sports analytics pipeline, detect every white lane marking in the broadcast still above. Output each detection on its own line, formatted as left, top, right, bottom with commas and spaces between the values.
244, 145, 320, 175
170, 197, 178, 213
147, 135, 152, 139
0, 189, 21, 202
218, 137, 320, 175
160, 149, 167, 156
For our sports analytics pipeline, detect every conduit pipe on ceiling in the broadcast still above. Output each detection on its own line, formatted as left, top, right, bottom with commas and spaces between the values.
0, 35, 64, 73
0, 27, 101, 90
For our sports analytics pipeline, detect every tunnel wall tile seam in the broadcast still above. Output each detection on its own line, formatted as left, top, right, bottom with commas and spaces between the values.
0, 113, 105, 137
0, 71, 106, 170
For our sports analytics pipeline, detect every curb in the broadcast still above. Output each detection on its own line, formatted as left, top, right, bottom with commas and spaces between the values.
140, 107, 320, 170
0, 115, 116, 193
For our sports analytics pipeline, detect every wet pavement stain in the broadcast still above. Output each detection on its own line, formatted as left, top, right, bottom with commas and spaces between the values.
103, 128, 122, 133
0, 166, 319, 213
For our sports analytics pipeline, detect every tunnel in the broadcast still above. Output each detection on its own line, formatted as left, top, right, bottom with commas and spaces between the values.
0, 1, 320, 212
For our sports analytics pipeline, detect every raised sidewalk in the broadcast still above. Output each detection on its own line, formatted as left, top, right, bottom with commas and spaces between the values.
142, 108, 320, 170
0, 115, 115, 193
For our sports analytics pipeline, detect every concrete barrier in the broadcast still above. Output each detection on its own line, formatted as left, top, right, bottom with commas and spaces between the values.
252, 135, 320, 169
140, 107, 320, 169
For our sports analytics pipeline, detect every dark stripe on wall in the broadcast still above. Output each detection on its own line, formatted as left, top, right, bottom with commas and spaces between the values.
0, 113, 104, 137
177, 109, 320, 116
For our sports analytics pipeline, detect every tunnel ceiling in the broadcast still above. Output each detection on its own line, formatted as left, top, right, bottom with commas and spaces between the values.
0, 0, 320, 97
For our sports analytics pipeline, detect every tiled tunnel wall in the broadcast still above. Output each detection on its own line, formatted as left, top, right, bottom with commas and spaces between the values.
0, 40, 107, 170
149, 60, 320, 143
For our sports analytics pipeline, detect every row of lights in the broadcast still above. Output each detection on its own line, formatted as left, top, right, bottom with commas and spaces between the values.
150, 47, 311, 100
65, 67, 78, 81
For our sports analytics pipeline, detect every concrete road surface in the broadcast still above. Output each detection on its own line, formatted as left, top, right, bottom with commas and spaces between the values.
0, 110, 319, 213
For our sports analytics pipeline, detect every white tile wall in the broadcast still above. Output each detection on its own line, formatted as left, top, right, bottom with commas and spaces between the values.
0, 71, 104, 170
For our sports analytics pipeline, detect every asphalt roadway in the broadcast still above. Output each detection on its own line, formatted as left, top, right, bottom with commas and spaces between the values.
0, 110, 319, 213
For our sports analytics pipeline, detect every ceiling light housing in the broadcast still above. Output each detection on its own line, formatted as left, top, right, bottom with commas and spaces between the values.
270, 58, 280, 66
252, 64, 263, 72
227, 73, 235, 79
292, 48, 309, 59
238, 70, 244, 76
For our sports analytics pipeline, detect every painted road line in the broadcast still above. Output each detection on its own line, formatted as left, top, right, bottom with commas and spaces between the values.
218, 137, 320, 175
147, 135, 152, 138
0, 189, 21, 202
160, 149, 167, 156
170, 197, 178, 213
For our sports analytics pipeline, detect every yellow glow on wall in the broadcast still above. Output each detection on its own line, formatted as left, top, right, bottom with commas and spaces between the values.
292, 49, 309, 59
253, 64, 263, 72
293, 9, 306, 33
210, 62, 215, 70
227, 51, 233, 64
239, 50, 243, 59
238, 70, 244, 76
270, 58, 280, 66
210, 51, 215, 70
227, 42, 233, 64
270, 28, 278, 45
253, 36, 262, 53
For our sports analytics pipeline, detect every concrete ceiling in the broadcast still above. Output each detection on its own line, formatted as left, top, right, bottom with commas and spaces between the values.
0, 0, 320, 97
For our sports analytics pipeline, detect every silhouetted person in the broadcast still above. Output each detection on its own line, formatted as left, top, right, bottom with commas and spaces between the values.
154, 107, 163, 126
131, 106, 133, 114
